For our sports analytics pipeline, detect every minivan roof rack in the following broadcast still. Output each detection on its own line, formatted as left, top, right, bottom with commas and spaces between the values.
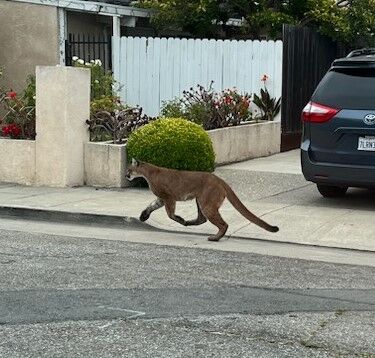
346, 48, 375, 58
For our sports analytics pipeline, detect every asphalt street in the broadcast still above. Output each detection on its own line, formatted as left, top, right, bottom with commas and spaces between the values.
0, 226, 375, 357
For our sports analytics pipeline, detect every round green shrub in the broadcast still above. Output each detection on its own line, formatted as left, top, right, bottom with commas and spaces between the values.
127, 117, 215, 172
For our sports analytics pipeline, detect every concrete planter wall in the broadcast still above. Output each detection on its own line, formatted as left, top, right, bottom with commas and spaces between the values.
84, 141, 130, 188
0, 67, 280, 190
208, 121, 281, 165
0, 66, 90, 188
82, 121, 281, 188
0, 138, 36, 185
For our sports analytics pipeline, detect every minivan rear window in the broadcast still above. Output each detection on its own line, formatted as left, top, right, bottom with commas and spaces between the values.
312, 68, 375, 109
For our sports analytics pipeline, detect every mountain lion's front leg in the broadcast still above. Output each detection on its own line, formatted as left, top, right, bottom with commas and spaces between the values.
140, 198, 164, 222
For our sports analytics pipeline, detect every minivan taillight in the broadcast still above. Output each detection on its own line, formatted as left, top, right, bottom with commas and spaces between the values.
302, 102, 339, 123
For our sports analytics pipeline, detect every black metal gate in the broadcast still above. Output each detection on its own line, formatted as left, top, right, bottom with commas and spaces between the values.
280, 25, 345, 151
65, 33, 112, 71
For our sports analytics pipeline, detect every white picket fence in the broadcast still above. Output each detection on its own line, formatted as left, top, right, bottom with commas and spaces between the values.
112, 36, 283, 117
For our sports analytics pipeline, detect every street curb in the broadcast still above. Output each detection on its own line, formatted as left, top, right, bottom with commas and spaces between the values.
1, 205, 374, 253
0, 205, 155, 232
0, 205, 211, 239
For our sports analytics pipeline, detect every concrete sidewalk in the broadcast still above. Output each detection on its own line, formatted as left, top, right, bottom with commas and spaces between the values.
0, 150, 374, 252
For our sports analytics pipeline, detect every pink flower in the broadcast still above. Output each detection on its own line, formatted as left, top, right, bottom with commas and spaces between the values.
261, 74, 269, 82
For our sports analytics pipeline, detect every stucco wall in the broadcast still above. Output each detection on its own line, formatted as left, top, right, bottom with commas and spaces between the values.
0, 1, 59, 93
0, 66, 90, 188
0, 139, 36, 185
35, 66, 90, 187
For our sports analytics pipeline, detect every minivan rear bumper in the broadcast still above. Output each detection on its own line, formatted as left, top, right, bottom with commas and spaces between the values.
301, 147, 375, 188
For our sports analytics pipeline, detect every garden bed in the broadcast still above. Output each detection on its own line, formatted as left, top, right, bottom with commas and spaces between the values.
83, 121, 281, 188
208, 121, 281, 165
0, 121, 281, 188
0, 138, 36, 185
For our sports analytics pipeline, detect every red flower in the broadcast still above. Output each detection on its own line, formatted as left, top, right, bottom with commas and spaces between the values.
2, 123, 21, 138
7, 91, 17, 99
12, 124, 21, 137
261, 74, 269, 82
224, 96, 233, 105
2, 126, 9, 136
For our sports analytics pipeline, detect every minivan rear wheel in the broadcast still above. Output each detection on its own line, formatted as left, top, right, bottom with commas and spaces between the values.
317, 184, 348, 198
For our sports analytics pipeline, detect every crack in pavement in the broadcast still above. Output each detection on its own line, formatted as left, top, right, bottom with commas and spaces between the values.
248, 183, 313, 202
299, 310, 344, 351
227, 204, 293, 239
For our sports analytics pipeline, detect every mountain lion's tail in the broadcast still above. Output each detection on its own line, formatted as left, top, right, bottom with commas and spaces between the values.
222, 182, 279, 233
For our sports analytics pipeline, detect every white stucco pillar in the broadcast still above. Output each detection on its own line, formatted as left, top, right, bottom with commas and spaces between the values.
112, 16, 121, 37
57, 8, 67, 65
35, 66, 90, 187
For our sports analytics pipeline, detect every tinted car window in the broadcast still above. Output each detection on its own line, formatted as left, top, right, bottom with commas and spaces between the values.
312, 68, 375, 109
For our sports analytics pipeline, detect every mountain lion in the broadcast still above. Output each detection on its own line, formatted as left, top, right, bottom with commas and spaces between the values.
126, 159, 279, 241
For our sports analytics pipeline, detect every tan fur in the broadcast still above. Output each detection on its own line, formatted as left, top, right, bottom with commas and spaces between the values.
126, 160, 279, 241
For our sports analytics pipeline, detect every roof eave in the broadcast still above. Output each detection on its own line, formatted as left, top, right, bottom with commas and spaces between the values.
8, 0, 151, 17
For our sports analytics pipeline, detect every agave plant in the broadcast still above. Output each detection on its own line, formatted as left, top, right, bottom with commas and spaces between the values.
253, 88, 281, 121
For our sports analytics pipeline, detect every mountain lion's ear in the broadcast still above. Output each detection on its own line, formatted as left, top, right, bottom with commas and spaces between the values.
132, 158, 139, 167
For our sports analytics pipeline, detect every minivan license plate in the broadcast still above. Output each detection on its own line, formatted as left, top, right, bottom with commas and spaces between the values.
358, 136, 375, 151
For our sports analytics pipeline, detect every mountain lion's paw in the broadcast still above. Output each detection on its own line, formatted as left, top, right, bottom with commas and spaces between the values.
139, 211, 150, 222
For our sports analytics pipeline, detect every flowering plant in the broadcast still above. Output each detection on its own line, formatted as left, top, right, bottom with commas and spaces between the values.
0, 59, 130, 141
161, 82, 253, 130
71, 57, 144, 142
253, 74, 281, 121
215, 88, 252, 127
0, 73, 36, 140
72, 57, 116, 102
2, 123, 22, 138
72, 56, 144, 142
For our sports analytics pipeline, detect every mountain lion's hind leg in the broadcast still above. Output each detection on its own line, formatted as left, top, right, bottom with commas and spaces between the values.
184, 199, 207, 226
203, 210, 228, 241
164, 199, 187, 226
140, 198, 164, 222
198, 188, 228, 241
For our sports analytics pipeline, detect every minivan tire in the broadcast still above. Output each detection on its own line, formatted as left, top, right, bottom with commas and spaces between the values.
317, 184, 348, 198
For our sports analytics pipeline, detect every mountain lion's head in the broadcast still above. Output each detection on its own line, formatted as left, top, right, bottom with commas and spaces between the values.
126, 158, 143, 180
